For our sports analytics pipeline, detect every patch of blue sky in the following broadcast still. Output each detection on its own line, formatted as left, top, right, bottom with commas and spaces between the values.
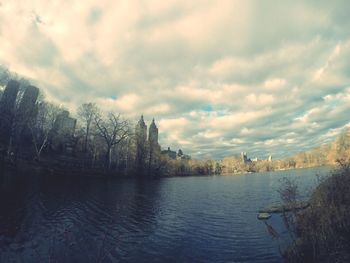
202, 104, 213, 112
327, 99, 339, 109
88, 8, 102, 24
200, 105, 228, 116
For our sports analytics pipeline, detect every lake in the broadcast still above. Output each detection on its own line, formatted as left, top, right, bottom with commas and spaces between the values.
0, 166, 332, 263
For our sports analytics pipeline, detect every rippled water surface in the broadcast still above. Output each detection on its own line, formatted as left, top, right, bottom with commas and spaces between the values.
0, 167, 332, 262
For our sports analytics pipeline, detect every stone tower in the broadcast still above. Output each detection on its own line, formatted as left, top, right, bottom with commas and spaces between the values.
0, 80, 19, 154
148, 118, 158, 146
136, 115, 147, 145
148, 118, 161, 173
135, 115, 147, 173
13, 85, 39, 157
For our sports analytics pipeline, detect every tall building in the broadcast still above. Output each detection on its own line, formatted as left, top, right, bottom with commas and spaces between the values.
52, 111, 77, 137
12, 85, 39, 157
135, 115, 147, 146
0, 80, 19, 154
148, 118, 160, 171
135, 115, 147, 172
148, 118, 159, 146
49, 110, 77, 154
161, 147, 177, 159
16, 85, 39, 122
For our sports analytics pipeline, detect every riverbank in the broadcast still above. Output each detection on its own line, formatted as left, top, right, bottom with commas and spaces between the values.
283, 164, 350, 262
220, 164, 333, 176
0, 158, 131, 178
0, 156, 334, 180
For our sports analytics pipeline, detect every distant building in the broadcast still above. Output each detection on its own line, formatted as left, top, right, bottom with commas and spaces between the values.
148, 118, 161, 169
53, 111, 76, 137
135, 115, 147, 146
241, 152, 249, 164
135, 115, 190, 163
241, 152, 248, 163
135, 115, 148, 171
161, 147, 177, 159
16, 86, 39, 125
134, 115, 162, 174
161, 147, 191, 160
251, 157, 258, 162
148, 118, 160, 150
177, 149, 191, 160
241, 152, 260, 163
0, 80, 19, 154
13, 85, 39, 157
49, 110, 77, 154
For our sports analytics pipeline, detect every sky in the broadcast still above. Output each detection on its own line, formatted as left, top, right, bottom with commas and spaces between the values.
0, 0, 350, 159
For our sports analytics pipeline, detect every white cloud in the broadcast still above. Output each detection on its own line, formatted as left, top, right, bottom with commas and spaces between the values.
245, 93, 274, 106
209, 109, 272, 130
1, 0, 350, 159
97, 94, 141, 112
264, 78, 286, 90
144, 103, 171, 115
159, 117, 189, 131
313, 43, 342, 81
240, 128, 254, 135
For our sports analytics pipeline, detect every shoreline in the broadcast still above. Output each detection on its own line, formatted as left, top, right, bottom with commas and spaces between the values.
1, 158, 333, 180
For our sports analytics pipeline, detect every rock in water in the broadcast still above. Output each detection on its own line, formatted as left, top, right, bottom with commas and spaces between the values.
257, 212, 271, 220
258, 201, 310, 214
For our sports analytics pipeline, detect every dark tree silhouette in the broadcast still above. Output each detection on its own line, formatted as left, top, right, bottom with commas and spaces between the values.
94, 112, 130, 170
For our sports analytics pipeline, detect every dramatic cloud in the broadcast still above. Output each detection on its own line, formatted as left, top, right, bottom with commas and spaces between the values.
1, 0, 350, 159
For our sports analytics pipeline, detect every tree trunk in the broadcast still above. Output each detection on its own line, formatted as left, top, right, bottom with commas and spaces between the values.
106, 146, 112, 170
148, 148, 153, 174
125, 139, 129, 175
84, 124, 90, 152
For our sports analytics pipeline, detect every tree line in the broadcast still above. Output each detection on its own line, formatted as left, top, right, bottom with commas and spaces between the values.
0, 66, 220, 177
2, 65, 348, 177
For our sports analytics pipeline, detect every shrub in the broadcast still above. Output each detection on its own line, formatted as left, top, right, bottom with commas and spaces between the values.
284, 164, 350, 262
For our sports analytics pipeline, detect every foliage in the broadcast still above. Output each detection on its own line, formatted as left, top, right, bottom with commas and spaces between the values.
283, 163, 350, 263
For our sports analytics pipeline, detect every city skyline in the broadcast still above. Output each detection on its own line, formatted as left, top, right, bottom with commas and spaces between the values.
1, 1, 350, 159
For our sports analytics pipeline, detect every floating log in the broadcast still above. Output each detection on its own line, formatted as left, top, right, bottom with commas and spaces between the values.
258, 201, 309, 214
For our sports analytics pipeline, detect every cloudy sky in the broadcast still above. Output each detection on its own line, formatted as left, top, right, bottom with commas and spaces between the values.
1, 1, 350, 159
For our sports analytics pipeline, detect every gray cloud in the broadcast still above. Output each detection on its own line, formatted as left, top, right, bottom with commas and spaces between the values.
0, 0, 350, 159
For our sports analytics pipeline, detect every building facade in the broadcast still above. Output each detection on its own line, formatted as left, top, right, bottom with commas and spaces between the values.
0, 80, 19, 155
49, 110, 77, 154
135, 115, 148, 172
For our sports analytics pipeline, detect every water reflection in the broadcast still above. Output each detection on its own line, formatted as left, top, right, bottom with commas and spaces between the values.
0, 167, 331, 262
0, 169, 28, 239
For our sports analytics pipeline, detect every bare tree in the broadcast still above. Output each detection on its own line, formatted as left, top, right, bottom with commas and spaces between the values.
277, 177, 300, 245
29, 101, 62, 160
77, 103, 99, 152
94, 112, 130, 170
